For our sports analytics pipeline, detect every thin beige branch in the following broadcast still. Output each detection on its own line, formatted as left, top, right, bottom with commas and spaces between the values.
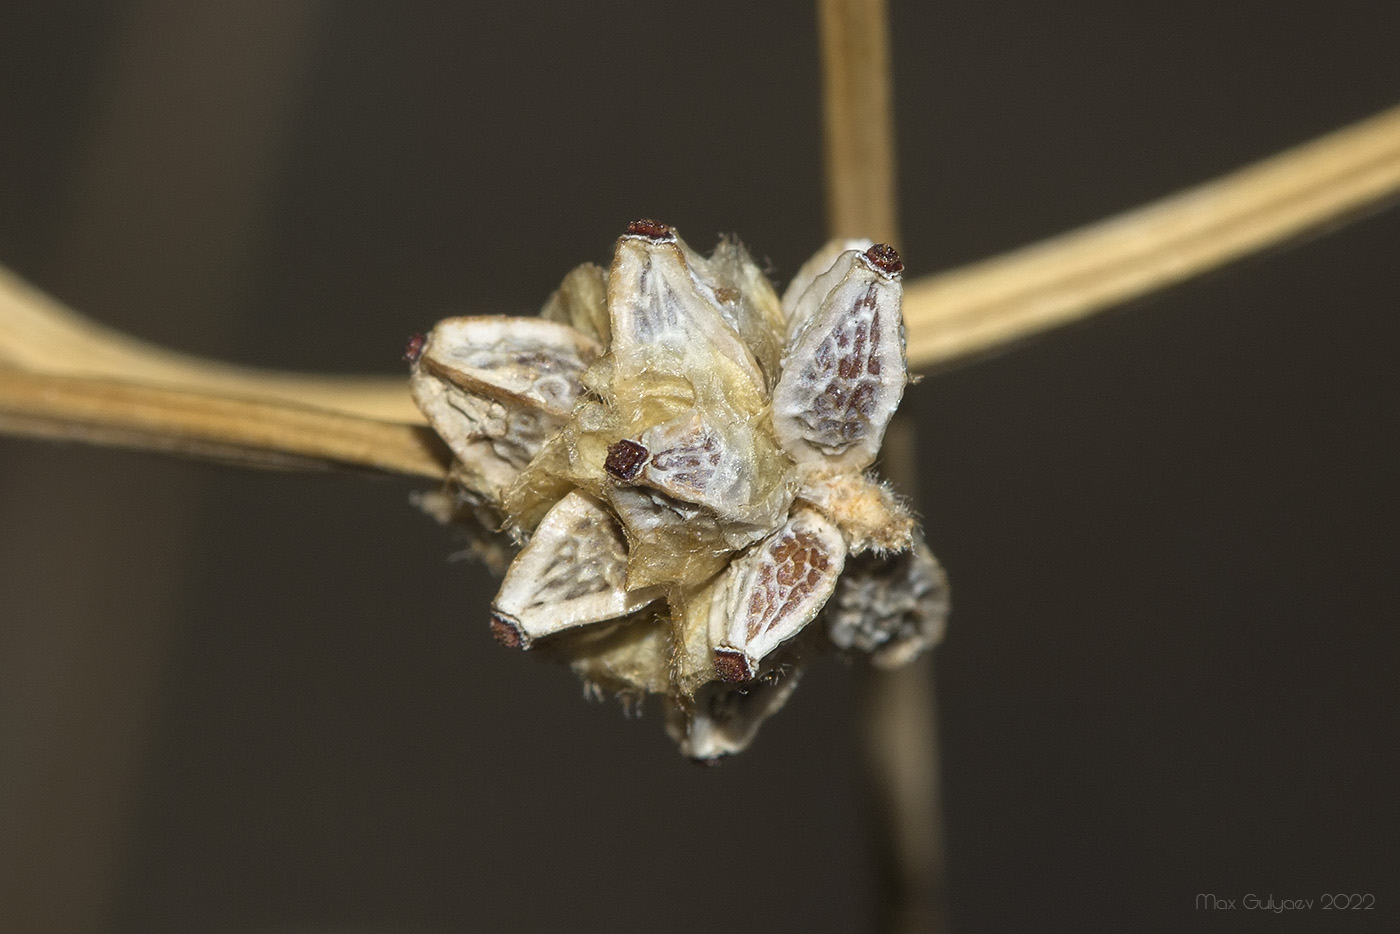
0, 364, 448, 477
0, 266, 424, 424
0, 265, 445, 476
1, 104, 1397, 479
903, 103, 1400, 369
820, 4, 945, 934
819, 0, 899, 244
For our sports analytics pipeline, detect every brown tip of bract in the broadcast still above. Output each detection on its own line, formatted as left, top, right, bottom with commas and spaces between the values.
403, 332, 427, 365
604, 439, 649, 482
713, 648, 753, 683
864, 243, 904, 276
489, 613, 527, 649
626, 218, 673, 240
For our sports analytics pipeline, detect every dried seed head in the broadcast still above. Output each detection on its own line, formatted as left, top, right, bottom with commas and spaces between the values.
410, 225, 944, 758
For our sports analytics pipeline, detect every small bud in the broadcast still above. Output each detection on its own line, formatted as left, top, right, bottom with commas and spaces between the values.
626, 218, 673, 240
604, 439, 650, 481
713, 649, 752, 683
863, 243, 903, 276
490, 614, 526, 649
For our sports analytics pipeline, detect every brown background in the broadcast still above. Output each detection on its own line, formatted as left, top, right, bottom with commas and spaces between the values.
1, 2, 1397, 932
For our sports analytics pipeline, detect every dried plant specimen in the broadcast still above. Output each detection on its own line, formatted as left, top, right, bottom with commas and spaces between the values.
409, 220, 949, 759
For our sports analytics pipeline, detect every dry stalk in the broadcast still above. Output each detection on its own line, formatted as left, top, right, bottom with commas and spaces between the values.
903, 103, 1400, 369
0, 265, 440, 476
0, 265, 422, 424
1, 103, 1396, 473
819, 0, 899, 245
0, 365, 447, 477
818, 2, 944, 931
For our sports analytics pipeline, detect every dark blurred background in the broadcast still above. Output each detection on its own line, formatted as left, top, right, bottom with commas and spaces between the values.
1, 2, 1397, 932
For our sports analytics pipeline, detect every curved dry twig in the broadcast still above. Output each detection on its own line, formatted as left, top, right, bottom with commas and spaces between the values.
0, 109, 1397, 474
902, 103, 1400, 369
0, 365, 448, 477
0, 265, 423, 424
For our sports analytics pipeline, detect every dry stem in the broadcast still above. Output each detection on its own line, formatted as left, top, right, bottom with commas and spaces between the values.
819, 0, 900, 245
0, 265, 441, 475
818, 3, 946, 932
0, 365, 448, 477
903, 103, 1400, 369
3, 105, 1397, 474
0, 266, 422, 424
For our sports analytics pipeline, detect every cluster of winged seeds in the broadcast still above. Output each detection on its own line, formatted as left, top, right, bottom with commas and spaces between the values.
408, 220, 948, 760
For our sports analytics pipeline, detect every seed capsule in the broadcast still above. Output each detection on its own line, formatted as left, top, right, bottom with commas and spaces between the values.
491, 491, 663, 648
771, 248, 908, 470
709, 508, 847, 681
